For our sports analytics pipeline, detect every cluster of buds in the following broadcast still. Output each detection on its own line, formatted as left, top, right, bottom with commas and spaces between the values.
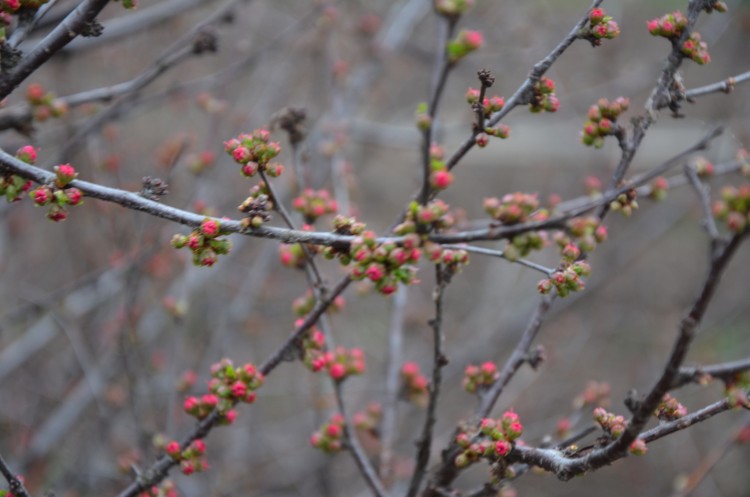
529, 77, 558, 113
223, 129, 283, 178
30, 163, 83, 221
415, 102, 431, 131
654, 393, 687, 421
347, 231, 420, 295
171, 219, 231, 267
593, 407, 627, 438
476, 123, 511, 147
353, 402, 382, 434
238, 182, 273, 229
537, 260, 591, 298
135, 480, 178, 497
25, 83, 68, 122
292, 188, 338, 223
454, 411, 524, 468
483, 192, 540, 225
581, 7, 620, 45
0, 146, 35, 202
320, 215, 367, 264
183, 359, 264, 422
558, 216, 608, 254
647, 11, 711, 65
649, 176, 669, 201
466, 87, 504, 117
310, 413, 346, 453
646, 11, 688, 38
593, 407, 647, 455
186, 150, 216, 175
693, 157, 714, 177
572, 380, 611, 409
712, 184, 750, 234
462, 361, 498, 394
300, 326, 365, 381
425, 142, 454, 190
422, 241, 470, 275
680, 33, 711, 65
503, 232, 546, 262
433, 0, 474, 18
446, 30, 483, 64
581, 97, 629, 148
279, 224, 317, 269
164, 439, 208, 476
400, 362, 429, 406
394, 200, 455, 235
609, 188, 639, 217
292, 289, 345, 316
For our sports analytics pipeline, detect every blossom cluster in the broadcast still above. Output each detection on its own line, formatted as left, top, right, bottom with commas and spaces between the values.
529, 77, 558, 113
454, 411, 524, 468
223, 128, 283, 178
171, 219, 232, 267
395, 199, 455, 235
30, 163, 84, 222
183, 358, 264, 423
583, 7, 620, 45
558, 216, 608, 254
334, 228, 420, 295
646, 11, 712, 65
292, 188, 338, 223
0, 146, 35, 203
462, 361, 498, 394
135, 480, 178, 497
712, 184, 750, 234
447, 30, 483, 64
654, 393, 687, 421
353, 402, 382, 433
581, 97, 629, 148
537, 260, 591, 298
483, 192, 540, 225
310, 413, 346, 453
424, 143, 454, 190
25, 83, 68, 122
292, 289, 345, 316
401, 362, 429, 405
299, 323, 366, 381
593, 407, 647, 455
609, 188, 639, 217
165, 439, 208, 476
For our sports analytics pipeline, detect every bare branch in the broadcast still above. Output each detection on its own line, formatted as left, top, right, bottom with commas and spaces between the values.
0, 0, 111, 100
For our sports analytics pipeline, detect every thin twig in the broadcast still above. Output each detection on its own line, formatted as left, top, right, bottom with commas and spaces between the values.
0, 0, 111, 100
444, 0, 604, 172
0, 452, 31, 497
379, 287, 408, 484
333, 383, 391, 497
406, 264, 448, 497
685, 69, 750, 99
419, 17, 456, 205
684, 165, 721, 241
672, 357, 750, 390
442, 244, 554, 276
8, 0, 59, 48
